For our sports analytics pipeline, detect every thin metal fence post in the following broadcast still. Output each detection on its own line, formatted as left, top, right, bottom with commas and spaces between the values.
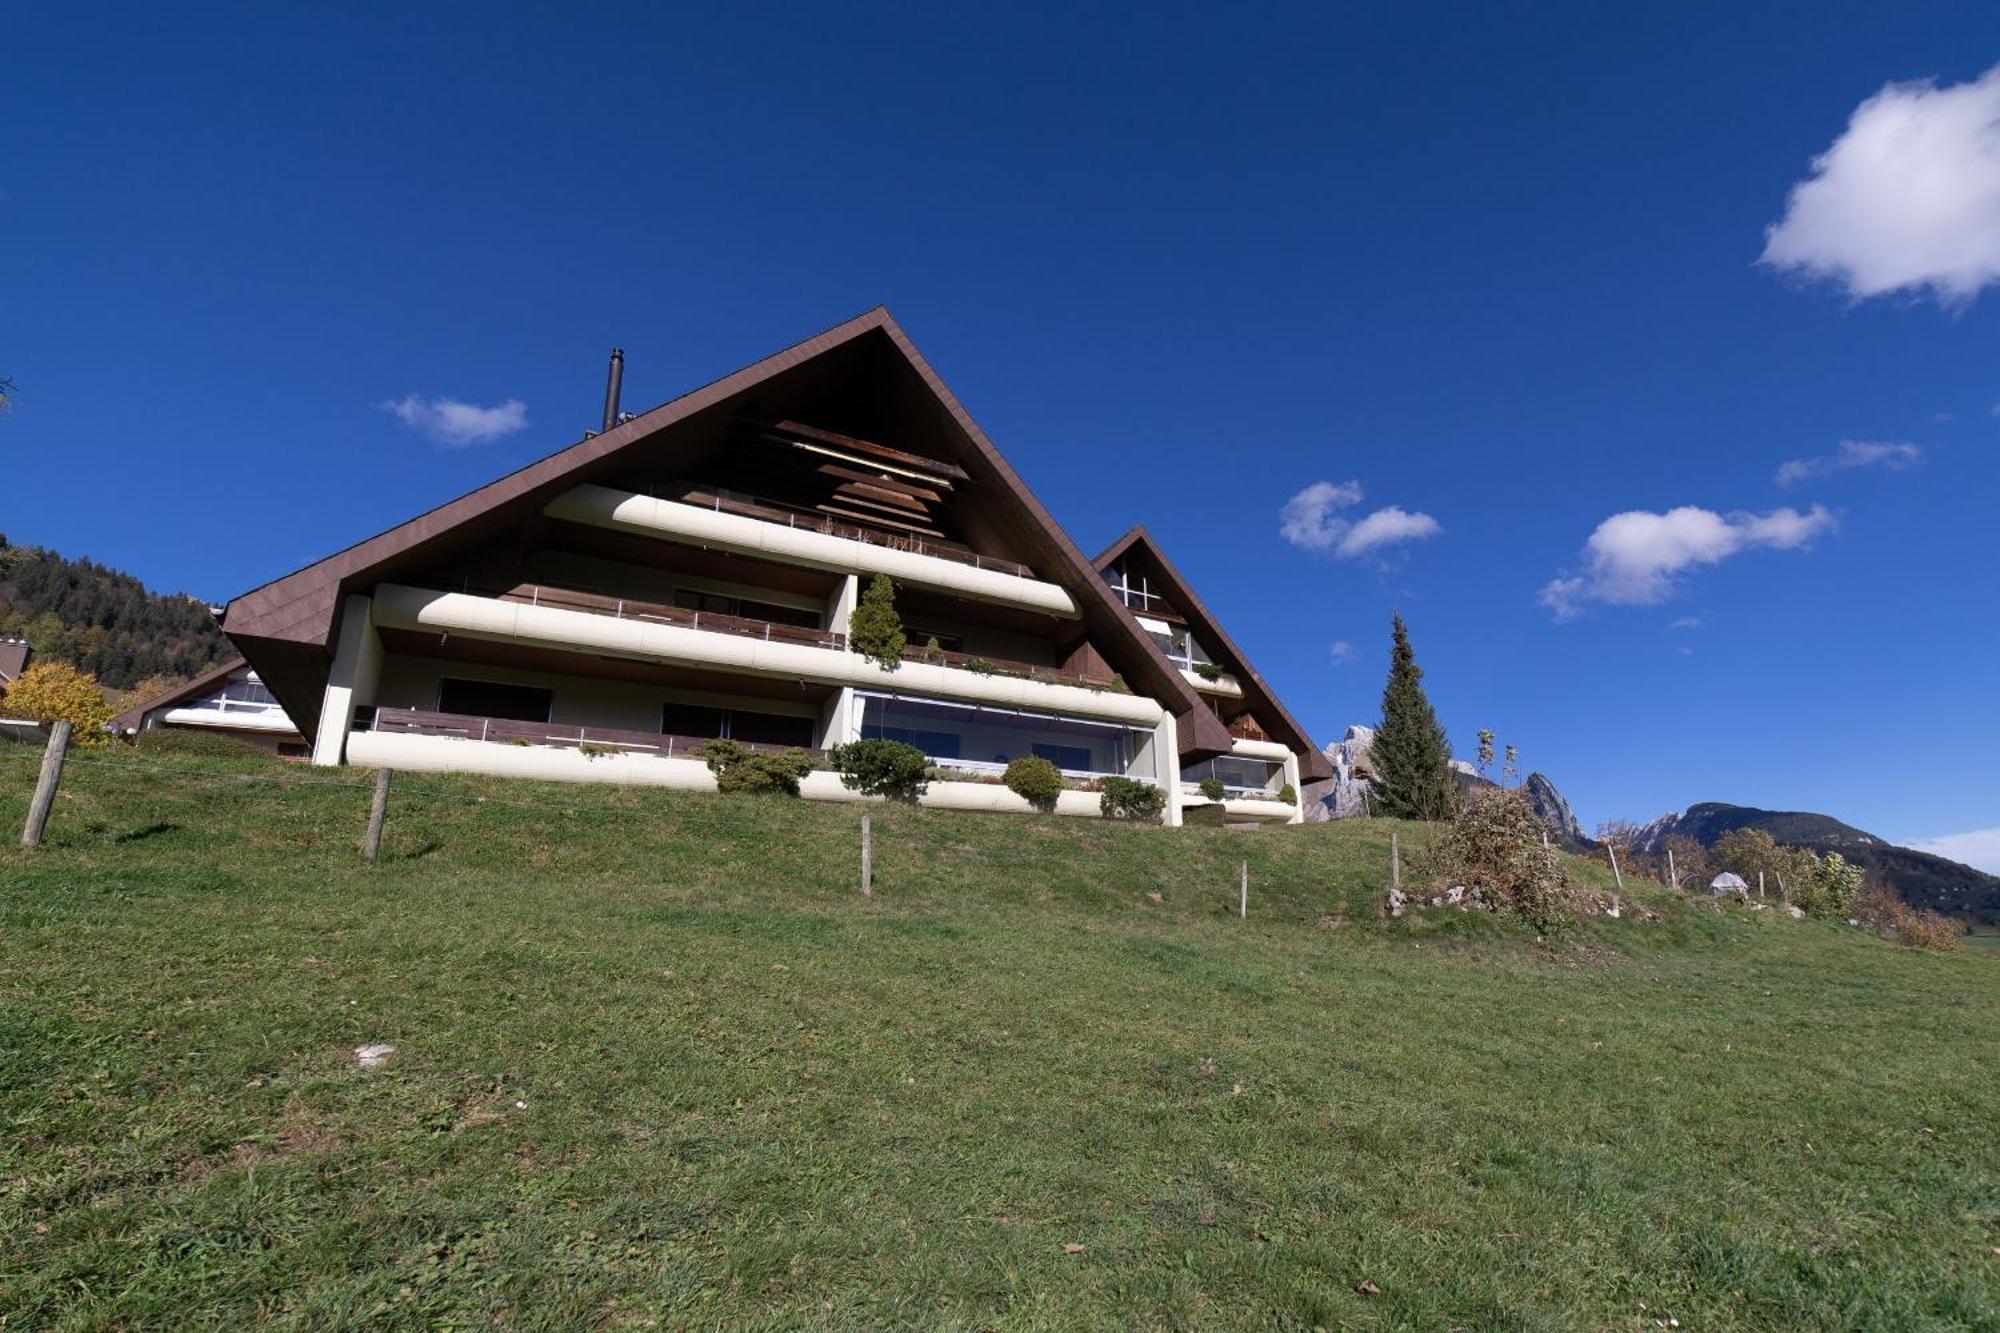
1238, 860, 1248, 919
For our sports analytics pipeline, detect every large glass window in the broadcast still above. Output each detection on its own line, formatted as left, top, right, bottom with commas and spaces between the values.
1182, 754, 1282, 796
1143, 623, 1216, 672
438, 678, 553, 723
857, 692, 1154, 780
661, 702, 814, 747
176, 674, 285, 716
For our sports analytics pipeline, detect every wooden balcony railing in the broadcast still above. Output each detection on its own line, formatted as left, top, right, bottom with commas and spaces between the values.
898, 641, 1124, 693
676, 486, 1038, 580
360, 707, 824, 761
419, 581, 1128, 694
478, 583, 848, 651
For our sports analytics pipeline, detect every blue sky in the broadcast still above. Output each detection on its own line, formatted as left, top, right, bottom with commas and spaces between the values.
5, 4, 1998, 863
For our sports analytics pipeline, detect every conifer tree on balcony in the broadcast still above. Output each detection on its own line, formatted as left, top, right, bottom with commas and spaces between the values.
847, 574, 907, 671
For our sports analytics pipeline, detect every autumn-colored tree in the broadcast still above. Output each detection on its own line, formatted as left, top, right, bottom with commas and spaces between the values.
0, 661, 113, 743
112, 673, 188, 716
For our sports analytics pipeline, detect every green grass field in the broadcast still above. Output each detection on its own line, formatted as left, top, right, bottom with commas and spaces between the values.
2, 739, 1994, 1329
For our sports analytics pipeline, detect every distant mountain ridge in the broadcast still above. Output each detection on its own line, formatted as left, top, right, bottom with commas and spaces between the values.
1640, 802, 1998, 926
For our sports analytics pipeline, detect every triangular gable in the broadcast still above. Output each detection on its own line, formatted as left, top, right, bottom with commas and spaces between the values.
1095, 526, 1332, 781
224, 307, 1234, 755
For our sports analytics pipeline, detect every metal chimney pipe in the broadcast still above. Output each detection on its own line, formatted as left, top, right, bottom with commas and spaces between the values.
600, 347, 625, 433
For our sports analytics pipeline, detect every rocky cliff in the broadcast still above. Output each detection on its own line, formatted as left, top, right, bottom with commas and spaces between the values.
1524, 772, 1592, 850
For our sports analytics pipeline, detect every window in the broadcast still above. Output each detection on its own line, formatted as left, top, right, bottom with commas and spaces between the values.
727, 710, 814, 747
437, 678, 553, 723
1104, 563, 1166, 614
1181, 755, 1282, 795
663, 702, 814, 747
673, 588, 821, 629
856, 692, 1152, 779
1032, 742, 1093, 771
903, 625, 964, 653
661, 702, 726, 739
867, 724, 963, 758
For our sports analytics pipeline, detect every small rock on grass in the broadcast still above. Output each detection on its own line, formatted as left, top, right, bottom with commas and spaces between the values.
354, 1044, 395, 1069
1354, 1279, 1382, 1296
1062, 1242, 1086, 1255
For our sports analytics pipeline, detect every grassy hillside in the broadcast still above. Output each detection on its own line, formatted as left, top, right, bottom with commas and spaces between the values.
1, 740, 1995, 1329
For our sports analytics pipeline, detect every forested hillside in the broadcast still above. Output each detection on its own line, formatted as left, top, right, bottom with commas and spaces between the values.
0, 534, 231, 690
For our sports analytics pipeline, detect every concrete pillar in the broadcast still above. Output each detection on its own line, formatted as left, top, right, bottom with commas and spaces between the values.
312, 593, 382, 767
1283, 750, 1304, 825
827, 573, 861, 642
1157, 712, 1183, 828
816, 686, 862, 751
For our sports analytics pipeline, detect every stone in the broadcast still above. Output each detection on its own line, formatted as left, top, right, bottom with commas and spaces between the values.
1384, 887, 1406, 918
354, 1043, 395, 1069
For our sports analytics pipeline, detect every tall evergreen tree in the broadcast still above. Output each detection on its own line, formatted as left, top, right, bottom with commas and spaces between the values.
1371, 614, 1457, 821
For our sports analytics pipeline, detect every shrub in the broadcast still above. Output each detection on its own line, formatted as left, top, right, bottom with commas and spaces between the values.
1198, 777, 1226, 802
1790, 849, 1865, 918
1192, 662, 1226, 682
919, 636, 946, 666
1855, 883, 1964, 952
577, 741, 617, 759
829, 738, 930, 803
696, 740, 815, 796
1424, 787, 1573, 936
1003, 755, 1064, 811
1277, 783, 1297, 805
1099, 776, 1165, 822
964, 657, 997, 676
0, 661, 112, 744
847, 574, 906, 671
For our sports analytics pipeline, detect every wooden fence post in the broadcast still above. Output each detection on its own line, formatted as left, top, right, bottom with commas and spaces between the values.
363, 768, 392, 863
860, 813, 873, 897
1238, 859, 1248, 919
20, 721, 72, 850
1606, 839, 1624, 890
1391, 831, 1401, 890
1667, 846, 1678, 891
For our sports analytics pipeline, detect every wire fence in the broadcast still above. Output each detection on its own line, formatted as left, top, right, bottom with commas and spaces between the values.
0, 738, 1355, 915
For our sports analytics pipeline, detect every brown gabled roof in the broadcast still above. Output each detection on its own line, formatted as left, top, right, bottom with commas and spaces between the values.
223, 307, 1234, 756
1094, 526, 1333, 781
106, 656, 255, 734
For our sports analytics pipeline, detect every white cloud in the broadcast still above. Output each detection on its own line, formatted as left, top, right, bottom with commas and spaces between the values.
1905, 827, 2000, 874
1279, 481, 1442, 559
1338, 506, 1443, 557
1540, 504, 1836, 620
381, 393, 529, 448
1329, 640, 1356, 666
1668, 616, 1702, 631
1762, 65, 2000, 305
1775, 439, 1921, 486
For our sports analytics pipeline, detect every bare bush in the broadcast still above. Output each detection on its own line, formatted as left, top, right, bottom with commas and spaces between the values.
1855, 883, 1964, 952
1423, 788, 1573, 936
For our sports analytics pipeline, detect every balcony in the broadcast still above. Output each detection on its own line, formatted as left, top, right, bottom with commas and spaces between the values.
492, 582, 845, 650
361, 707, 823, 761
370, 583, 1164, 726
345, 706, 1124, 820
543, 484, 1078, 618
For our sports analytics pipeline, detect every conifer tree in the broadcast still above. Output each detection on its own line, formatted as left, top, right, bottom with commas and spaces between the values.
1371, 614, 1457, 821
